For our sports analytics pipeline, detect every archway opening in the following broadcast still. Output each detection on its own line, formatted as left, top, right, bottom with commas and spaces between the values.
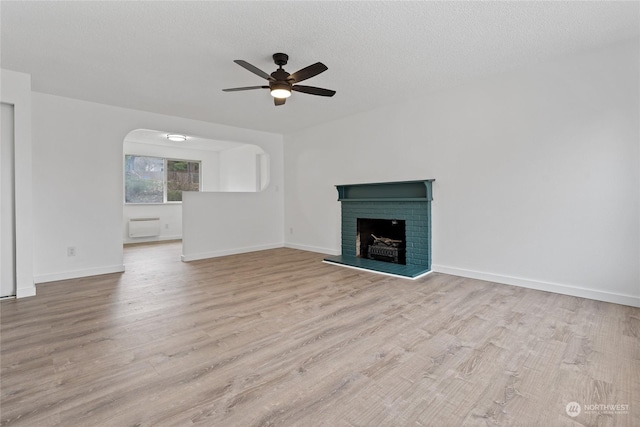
122, 128, 269, 244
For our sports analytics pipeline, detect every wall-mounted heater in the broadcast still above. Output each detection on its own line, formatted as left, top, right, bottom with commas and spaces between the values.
128, 217, 161, 238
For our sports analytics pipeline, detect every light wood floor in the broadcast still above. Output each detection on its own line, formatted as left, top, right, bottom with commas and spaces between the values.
1, 242, 638, 426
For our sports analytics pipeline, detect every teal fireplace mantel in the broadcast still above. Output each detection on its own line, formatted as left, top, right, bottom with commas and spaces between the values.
325, 180, 435, 279
336, 180, 434, 202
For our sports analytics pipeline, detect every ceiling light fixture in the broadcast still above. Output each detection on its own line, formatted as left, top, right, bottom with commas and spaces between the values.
270, 82, 291, 99
167, 134, 187, 142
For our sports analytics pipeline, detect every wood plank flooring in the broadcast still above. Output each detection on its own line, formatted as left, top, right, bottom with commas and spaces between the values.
1, 242, 638, 426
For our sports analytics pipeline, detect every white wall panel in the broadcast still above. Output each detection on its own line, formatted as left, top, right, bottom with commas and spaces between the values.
182, 190, 283, 261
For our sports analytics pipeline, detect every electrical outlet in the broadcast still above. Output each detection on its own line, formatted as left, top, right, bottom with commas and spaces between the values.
67, 246, 76, 257
165, 224, 169, 229
290, 227, 293, 235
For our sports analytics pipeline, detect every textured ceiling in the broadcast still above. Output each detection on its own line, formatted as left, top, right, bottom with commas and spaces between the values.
2, 1, 638, 134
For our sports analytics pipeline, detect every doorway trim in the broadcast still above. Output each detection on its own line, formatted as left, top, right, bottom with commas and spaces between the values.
1, 69, 35, 298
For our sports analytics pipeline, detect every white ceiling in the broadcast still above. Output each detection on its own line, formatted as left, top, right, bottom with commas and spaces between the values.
2, 1, 638, 134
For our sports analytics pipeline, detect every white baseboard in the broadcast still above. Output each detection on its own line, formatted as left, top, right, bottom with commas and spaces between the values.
34, 264, 126, 284
16, 285, 36, 298
284, 242, 340, 256
432, 264, 640, 308
181, 243, 284, 262
123, 235, 182, 244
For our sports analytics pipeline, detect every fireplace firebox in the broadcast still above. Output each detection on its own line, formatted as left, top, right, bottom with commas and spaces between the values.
357, 218, 406, 264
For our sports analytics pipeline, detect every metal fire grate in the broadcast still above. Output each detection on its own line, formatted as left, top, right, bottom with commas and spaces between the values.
368, 245, 400, 263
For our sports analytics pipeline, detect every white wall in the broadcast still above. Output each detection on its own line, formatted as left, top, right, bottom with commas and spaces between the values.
31, 92, 284, 283
180, 143, 281, 260
123, 204, 184, 244
182, 190, 283, 261
284, 40, 639, 307
219, 143, 266, 191
1, 69, 34, 298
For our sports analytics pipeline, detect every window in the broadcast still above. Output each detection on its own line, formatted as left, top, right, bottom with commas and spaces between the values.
125, 155, 200, 203
167, 160, 200, 202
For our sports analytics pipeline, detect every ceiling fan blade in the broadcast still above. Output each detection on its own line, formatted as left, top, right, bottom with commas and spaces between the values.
222, 86, 269, 92
292, 85, 336, 97
274, 97, 286, 106
234, 60, 274, 81
289, 62, 328, 83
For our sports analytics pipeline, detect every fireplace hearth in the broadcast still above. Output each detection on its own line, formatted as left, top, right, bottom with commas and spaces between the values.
324, 180, 434, 279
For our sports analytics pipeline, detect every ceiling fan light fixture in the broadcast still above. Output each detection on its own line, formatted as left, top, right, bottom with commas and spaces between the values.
167, 134, 187, 142
223, 53, 334, 105
270, 83, 291, 99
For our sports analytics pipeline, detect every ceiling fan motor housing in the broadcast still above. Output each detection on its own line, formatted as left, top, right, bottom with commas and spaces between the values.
273, 53, 289, 67
271, 68, 292, 85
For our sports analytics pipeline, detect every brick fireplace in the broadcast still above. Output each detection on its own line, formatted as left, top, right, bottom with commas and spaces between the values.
324, 180, 434, 278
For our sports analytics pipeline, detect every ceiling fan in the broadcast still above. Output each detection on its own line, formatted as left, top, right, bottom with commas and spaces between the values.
222, 53, 336, 106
